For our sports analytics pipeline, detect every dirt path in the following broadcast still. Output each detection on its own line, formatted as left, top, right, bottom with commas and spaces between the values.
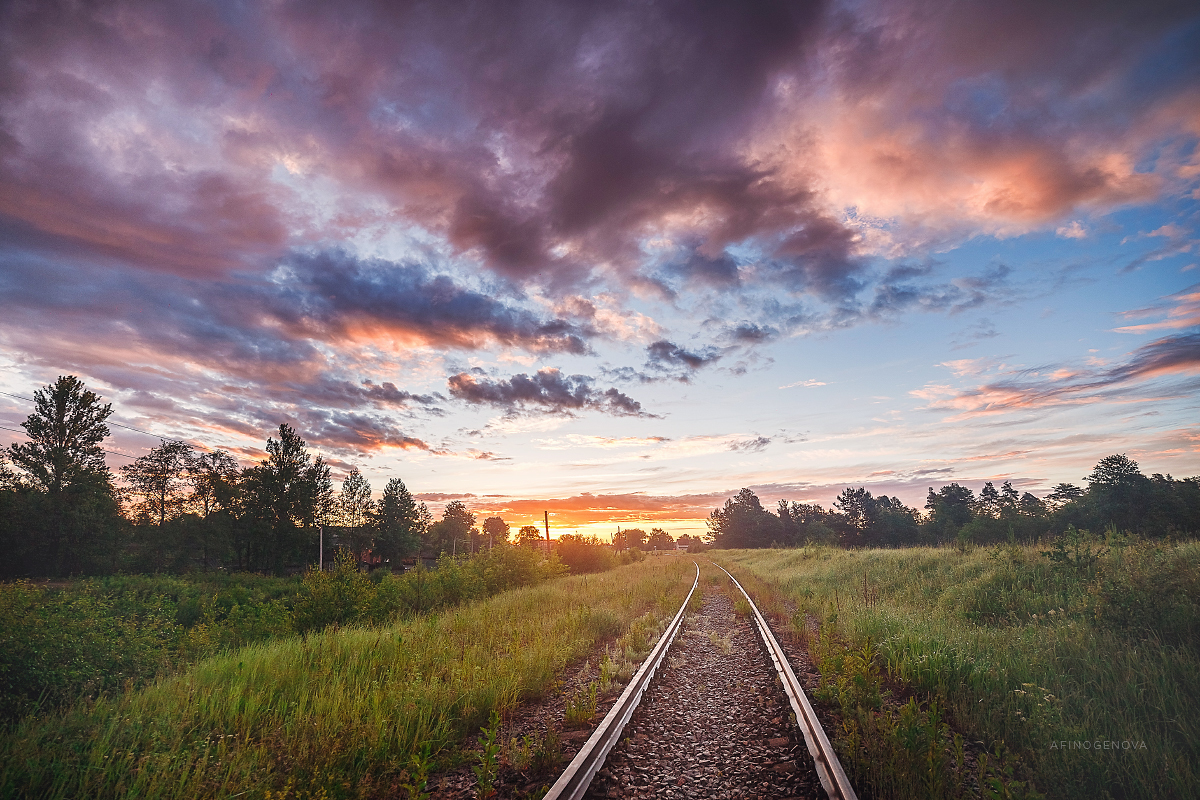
583, 588, 821, 800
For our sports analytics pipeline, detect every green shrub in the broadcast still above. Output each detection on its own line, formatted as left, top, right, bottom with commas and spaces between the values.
0, 582, 181, 721
292, 551, 375, 633
555, 535, 616, 574
1089, 539, 1200, 647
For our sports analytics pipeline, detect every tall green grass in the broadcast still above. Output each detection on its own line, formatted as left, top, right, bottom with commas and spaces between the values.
1, 546, 568, 722
1, 558, 692, 800
716, 540, 1200, 800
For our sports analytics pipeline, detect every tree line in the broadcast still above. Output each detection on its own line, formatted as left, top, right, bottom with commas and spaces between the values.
2, 377, 526, 577
707, 455, 1200, 549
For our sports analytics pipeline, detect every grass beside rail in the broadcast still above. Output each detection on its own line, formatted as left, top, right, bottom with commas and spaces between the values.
0, 558, 692, 800
714, 541, 1200, 800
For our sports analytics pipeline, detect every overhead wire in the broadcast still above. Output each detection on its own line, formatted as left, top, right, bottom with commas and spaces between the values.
0, 386, 166, 438
0, 424, 141, 459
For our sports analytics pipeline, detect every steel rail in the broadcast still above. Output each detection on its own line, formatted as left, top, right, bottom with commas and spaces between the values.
543, 561, 700, 800
715, 563, 859, 800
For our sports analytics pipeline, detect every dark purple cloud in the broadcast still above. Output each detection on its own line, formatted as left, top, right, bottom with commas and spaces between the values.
725, 323, 780, 345
638, 339, 724, 382
0, 247, 591, 377
271, 250, 591, 354
448, 368, 649, 417
646, 340, 721, 371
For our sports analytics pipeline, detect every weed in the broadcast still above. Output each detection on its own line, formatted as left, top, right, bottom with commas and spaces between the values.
473, 710, 502, 799
1040, 525, 1108, 579
708, 631, 733, 654
530, 727, 562, 773
860, 574, 881, 607
598, 653, 624, 696
399, 742, 434, 800
836, 639, 883, 712
563, 681, 598, 728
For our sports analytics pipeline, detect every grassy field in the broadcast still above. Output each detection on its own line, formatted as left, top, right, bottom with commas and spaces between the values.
1, 557, 693, 800
714, 536, 1200, 800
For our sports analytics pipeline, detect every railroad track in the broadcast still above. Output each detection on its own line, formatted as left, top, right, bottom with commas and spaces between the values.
543, 561, 857, 800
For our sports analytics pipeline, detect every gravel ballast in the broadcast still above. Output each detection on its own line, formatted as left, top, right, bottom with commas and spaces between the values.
583, 587, 821, 800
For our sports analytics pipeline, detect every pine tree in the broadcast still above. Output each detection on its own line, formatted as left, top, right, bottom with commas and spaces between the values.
372, 478, 426, 564
6, 376, 120, 575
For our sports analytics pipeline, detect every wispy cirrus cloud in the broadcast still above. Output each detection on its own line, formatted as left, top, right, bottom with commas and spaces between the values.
913, 332, 1200, 418
1113, 285, 1200, 333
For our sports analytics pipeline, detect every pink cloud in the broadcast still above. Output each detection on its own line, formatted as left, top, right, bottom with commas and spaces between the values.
1113, 287, 1200, 334
914, 332, 1200, 419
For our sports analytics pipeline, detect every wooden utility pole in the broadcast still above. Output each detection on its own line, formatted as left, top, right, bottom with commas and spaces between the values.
544, 511, 551, 551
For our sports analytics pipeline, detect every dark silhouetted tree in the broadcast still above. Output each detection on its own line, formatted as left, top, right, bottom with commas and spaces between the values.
1046, 483, 1084, 510
6, 376, 121, 575
185, 449, 240, 570
482, 516, 510, 548
977, 482, 1001, 518
372, 477, 426, 565
647, 527, 674, 549
337, 468, 376, 562
516, 525, 545, 548
923, 483, 975, 543
707, 489, 778, 548
426, 500, 476, 555
121, 440, 194, 527
1085, 454, 1151, 533
242, 424, 331, 573
620, 527, 648, 550
120, 439, 195, 571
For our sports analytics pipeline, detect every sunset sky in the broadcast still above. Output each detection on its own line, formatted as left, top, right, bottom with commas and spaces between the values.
2, 0, 1198, 539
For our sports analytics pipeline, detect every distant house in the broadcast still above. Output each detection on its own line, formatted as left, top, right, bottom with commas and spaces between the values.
675, 543, 689, 552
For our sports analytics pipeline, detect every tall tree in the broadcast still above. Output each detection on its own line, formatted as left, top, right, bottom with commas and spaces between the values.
6, 376, 120, 575
619, 527, 647, 550
923, 483, 975, 543
184, 449, 240, 570
1085, 454, 1151, 533
8, 376, 112, 494
121, 440, 194, 527
707, 489, 778, 548
516, 525, 545, 548
1045, 483, 1084, 510
834, 487, 875, 532
482, 516, 510, 548
337, 468, 376, 561
977, 482, 1001, 518
120, 439, 195, 571
426, 500, 477, 555
372, 477, 426, 565
777, 500, 836, 545
1018, 492, 1048, 518
242, 424, 330, 573
647, 527, 675, 549
999, 481, 1020, 515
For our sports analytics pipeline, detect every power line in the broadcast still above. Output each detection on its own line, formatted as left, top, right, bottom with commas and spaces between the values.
0, 389, 164, 440
0, 424, 140, 459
